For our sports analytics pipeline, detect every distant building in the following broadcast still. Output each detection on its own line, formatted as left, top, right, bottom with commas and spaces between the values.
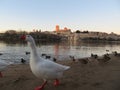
54, 25, 71, 35
56, 25, 60, 32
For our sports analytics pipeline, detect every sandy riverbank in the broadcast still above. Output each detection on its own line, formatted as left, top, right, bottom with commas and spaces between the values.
1, 54, 120, 90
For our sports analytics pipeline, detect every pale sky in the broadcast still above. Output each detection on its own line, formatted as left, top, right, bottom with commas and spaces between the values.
0, 0, 120, 34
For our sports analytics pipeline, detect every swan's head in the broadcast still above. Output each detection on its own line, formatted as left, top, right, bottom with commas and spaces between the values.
20, 35, 34, 42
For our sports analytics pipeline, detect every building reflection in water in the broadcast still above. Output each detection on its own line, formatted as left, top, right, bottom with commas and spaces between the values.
54, 44, 59, 59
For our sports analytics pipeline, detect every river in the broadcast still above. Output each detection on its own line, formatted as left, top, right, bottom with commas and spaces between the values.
0, 41, 120, 64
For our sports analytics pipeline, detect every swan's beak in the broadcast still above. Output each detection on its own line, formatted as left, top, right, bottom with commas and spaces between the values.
20, 35, 26, 40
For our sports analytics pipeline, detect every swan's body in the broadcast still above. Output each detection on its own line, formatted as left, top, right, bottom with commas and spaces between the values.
30, 56, 69, 79
21, 35, 70, 90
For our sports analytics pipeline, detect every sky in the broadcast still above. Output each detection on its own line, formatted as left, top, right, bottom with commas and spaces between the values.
0, 0, 120, 34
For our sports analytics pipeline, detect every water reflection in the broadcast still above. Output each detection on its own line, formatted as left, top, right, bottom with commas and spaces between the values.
54, 44, 59, 58
0, 41, 120, 64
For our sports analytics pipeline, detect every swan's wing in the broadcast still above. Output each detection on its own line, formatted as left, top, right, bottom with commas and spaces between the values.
36, 60, 70, 79
39, 60, 70, 72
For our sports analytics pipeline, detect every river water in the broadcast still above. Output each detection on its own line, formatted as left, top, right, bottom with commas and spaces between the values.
0, 41, 120, 64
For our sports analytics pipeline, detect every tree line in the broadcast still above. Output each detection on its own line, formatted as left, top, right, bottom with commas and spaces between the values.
0, 30, 62, 43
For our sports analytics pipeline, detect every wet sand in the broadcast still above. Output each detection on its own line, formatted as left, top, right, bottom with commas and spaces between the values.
1, 54, 120, 90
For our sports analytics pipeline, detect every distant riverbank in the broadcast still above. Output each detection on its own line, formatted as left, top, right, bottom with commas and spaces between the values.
0, 32, 62, 43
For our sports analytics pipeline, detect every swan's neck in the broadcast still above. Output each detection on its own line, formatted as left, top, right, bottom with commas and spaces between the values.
28, 40, 39, 62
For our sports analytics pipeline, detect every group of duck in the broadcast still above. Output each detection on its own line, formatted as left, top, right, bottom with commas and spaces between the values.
69, 51, 120, 65
21, 52, 57, 64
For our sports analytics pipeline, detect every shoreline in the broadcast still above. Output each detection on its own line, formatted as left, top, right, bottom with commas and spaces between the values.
1, 53, 120, 90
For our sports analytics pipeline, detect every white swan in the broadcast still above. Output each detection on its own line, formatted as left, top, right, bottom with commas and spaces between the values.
21, 35, 70, 90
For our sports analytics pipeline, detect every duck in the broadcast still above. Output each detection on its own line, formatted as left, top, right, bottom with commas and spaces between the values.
69, 55, 76, 62
0, 60, 11, 77
21, 58, 26, 64
112, 51, 120, 56
91, 53, 98, 59
53, 57, 57, 62
97, 54, 111, 63
20, 35, 70, 90
78, 58, 89, 64
25, 51, 30, 55
0, 53, 3, 55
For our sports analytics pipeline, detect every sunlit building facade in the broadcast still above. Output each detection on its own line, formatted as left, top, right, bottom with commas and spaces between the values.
55, 25, 71, 35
